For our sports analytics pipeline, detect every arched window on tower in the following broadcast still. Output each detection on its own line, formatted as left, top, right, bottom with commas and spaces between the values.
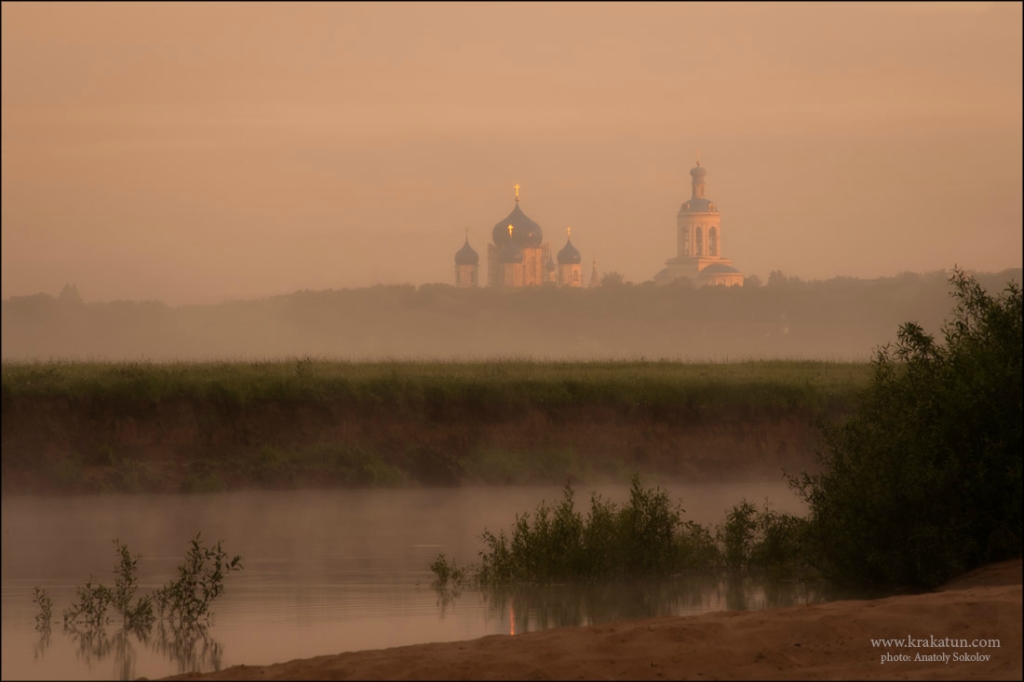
709, 227, 718, 257
695, 227, 703, 256
682, 226, 690, 256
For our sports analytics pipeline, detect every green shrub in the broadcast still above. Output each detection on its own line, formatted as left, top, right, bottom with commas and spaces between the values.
716, 500, 812, 576
747, 507, 812, 576
796, 270, 1022, 590
618, 477, 682, 575
434, 479, 831, 594
429, 553, 465, 589
473, 475, 723, 585
154, 534, 243, 626
62, 581, 113, 628
51, 534, 241, 632
33, 587, 53, 631
677, 520, 721, 571
720, 501, 758, 571
112, 540, 155, 630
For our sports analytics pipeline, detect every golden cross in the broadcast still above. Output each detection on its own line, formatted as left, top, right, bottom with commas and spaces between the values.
567, 226, 571, 238
514, 183, 520, 202
508, 224, 514, 237
696, 150, 701, 166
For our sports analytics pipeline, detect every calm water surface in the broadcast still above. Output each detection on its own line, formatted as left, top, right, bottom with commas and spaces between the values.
2, 483, 820, 680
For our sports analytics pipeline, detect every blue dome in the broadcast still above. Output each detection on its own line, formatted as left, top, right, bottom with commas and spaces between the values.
492, 203, 543, 248
690, 164, 707, 181
454, 238, 479, 265
557, 237, 581, 265
498, 240, 524, 264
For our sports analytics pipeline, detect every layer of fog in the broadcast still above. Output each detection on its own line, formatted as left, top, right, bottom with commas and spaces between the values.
1, 482, 802, 584
2, 269, 1019, 362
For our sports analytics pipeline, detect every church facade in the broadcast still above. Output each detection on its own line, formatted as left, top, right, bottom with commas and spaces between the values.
455, 159, 743, 289
653, 160, 744, 287
453, 185, 585, 289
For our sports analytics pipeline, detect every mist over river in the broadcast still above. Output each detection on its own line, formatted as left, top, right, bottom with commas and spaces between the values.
1, 482, 818, 680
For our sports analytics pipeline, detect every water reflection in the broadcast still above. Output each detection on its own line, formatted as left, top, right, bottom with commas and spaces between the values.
33, 623, 52, 662
36, 619, 224, 681
722, 574, 827, 612
445, 573, 829, 635
5, 486, 811, 679
433, 583, 463, 619
150, 621, 224, 676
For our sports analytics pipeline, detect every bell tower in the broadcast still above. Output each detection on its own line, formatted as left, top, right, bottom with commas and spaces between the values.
654, 156, 744, 287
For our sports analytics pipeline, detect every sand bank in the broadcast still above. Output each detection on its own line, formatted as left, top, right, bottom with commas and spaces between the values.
163, 559, 1021, 680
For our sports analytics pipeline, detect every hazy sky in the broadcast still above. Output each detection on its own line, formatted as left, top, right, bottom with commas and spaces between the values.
2, 2, 1021, 304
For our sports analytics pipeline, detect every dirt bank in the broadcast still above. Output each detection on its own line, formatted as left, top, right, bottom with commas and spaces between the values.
1, 397, 834, 494
164, 560, 1022, 681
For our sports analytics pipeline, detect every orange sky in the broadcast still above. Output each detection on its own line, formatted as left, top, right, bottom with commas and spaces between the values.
2, 2, 1021, 304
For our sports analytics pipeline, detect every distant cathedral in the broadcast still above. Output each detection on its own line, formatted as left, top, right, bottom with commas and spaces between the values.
454, 157, 742, 289
453, 184, 586, 289
654, 158, 744, 287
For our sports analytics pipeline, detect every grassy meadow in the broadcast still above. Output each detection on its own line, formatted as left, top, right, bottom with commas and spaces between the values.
1, 358, 870, 406
1, 359, 872, 495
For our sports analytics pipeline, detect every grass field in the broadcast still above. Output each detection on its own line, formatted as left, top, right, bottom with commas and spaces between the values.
1, 360, 873, 494
1, 358, 871, 405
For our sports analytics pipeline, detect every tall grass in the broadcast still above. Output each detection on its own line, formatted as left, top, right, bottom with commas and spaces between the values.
1, 359, 870, 409
3, 360, 871, 494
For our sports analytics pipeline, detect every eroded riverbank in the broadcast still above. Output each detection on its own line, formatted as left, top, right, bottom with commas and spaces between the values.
1, 361, 869, 494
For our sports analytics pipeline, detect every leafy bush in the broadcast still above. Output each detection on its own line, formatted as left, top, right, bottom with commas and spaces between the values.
62, 580, 113, 628
721, 501, 758, 571
746, 507, 812, 576
429, 553, 465, 589
718, 500, 812, 576
33, 587, 53, 631
112, 541, 155, 629
796, 270, 1022, 590
469, 475, 724, 585
48, 534, 241, 632
617, 479, 684, 575
154, 534, 242, 626
432, 479, 816, 590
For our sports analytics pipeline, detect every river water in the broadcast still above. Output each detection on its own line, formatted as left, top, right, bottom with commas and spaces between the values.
1, 483, 820, 680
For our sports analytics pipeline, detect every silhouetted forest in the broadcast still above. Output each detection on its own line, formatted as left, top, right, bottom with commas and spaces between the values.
2, 270, 1020, 361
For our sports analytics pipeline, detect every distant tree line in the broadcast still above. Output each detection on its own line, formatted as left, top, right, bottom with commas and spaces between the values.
2, 269, 1019, 361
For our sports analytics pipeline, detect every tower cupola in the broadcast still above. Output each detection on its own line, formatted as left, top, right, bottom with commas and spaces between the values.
557, 231, 582, 264
690, 157, 707, 199
454, 228, 480, 288
454, 236, 479, 265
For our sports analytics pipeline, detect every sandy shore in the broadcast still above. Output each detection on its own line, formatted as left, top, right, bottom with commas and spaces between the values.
165, 560, 1022, 681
